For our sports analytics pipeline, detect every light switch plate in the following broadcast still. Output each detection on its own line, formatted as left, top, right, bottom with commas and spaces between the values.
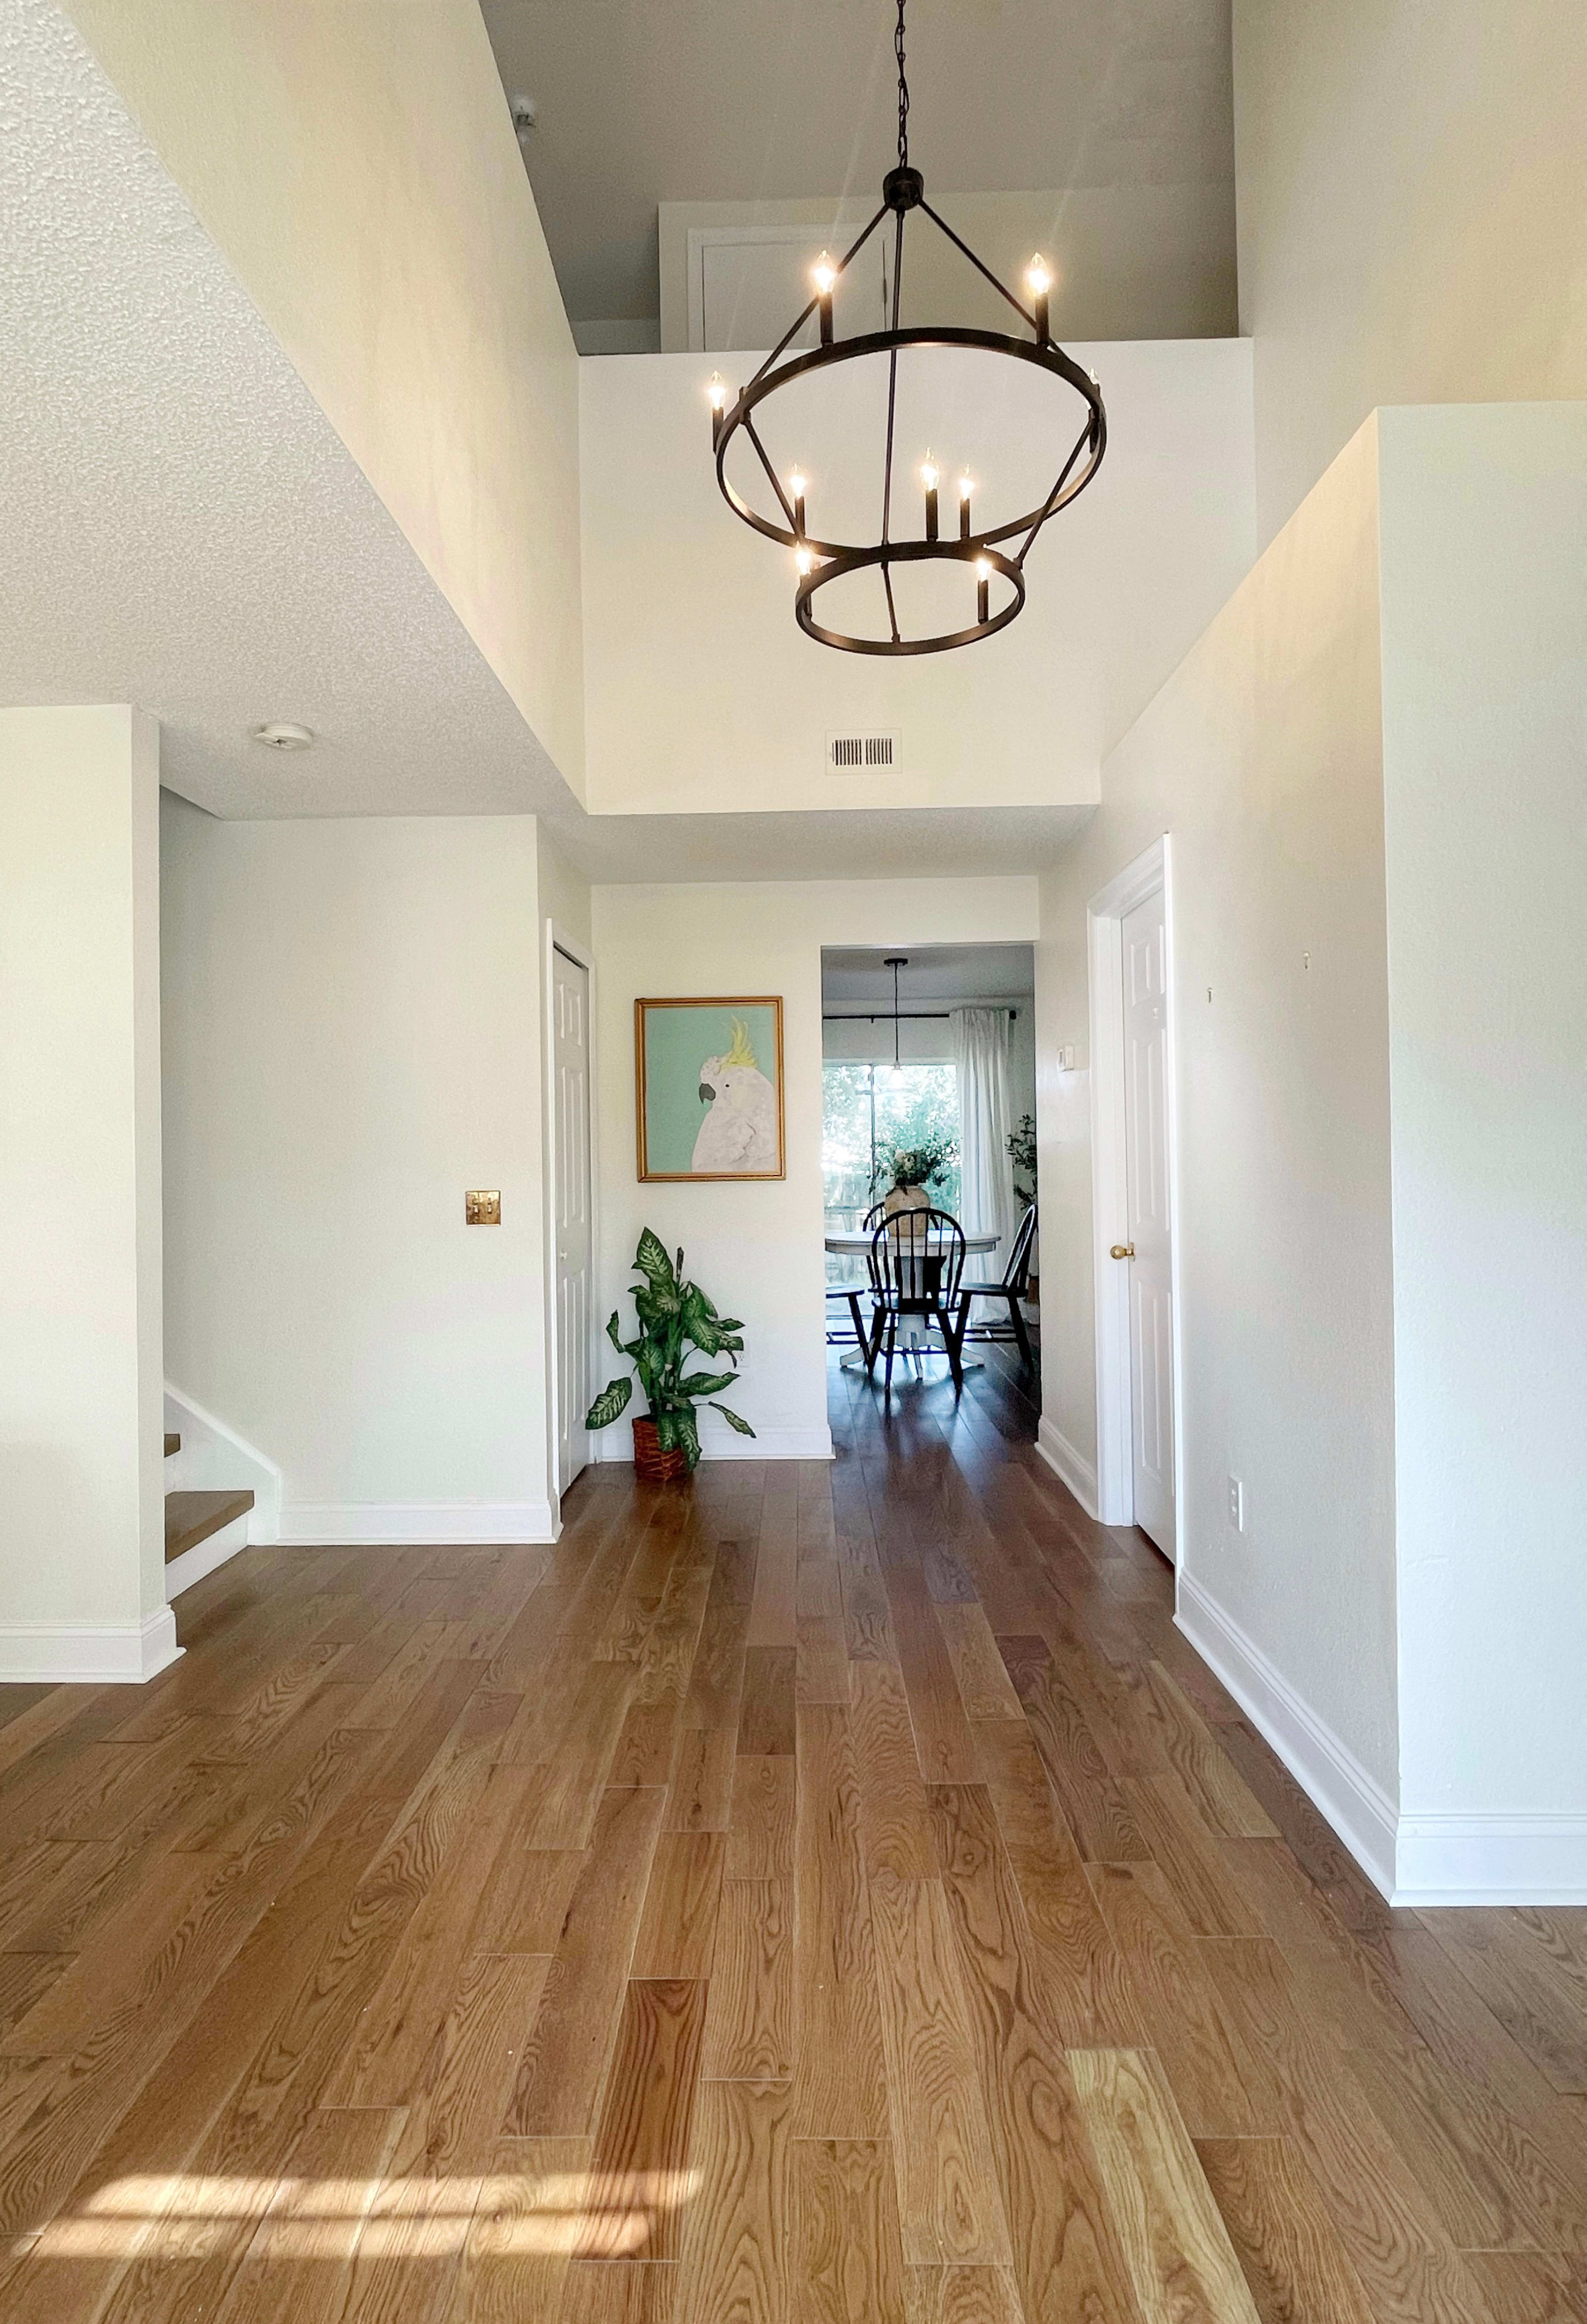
465, 1190, 501, 1225
1227, 1475, 1244, 1531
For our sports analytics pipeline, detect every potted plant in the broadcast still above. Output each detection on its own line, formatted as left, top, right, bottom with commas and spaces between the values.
1007, 1111, 1039, 1300
1006, 1112, 1037, 1210
585, 1229, 756, 1479
873, 1133, 958, 1219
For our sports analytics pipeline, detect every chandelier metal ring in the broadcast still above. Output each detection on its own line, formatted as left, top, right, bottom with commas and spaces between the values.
713, 324, 1105, 563
705, 0, 1110, 656
794, 539, 1026, 658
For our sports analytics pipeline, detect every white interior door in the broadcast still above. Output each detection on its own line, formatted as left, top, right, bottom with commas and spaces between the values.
552, 946, 592, 1494
1122, 888, 1176, 1554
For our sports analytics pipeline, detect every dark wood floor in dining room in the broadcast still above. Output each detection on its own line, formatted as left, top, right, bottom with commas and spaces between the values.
0, 1350, 1581, 2323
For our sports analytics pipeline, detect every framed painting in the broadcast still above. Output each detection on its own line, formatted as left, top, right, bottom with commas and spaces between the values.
636, 997, 786, 1181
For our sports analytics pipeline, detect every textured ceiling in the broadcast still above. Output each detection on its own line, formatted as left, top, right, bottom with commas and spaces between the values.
483, 0, 1233, 324
0, 0, 578, 823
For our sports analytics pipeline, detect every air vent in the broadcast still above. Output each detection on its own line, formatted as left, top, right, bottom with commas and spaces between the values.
826, 730, 899, 772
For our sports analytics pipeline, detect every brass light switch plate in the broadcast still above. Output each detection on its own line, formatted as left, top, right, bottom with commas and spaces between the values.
465, 1190, 501, 1225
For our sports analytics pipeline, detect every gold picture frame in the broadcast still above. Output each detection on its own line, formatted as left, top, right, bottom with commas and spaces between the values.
635, 996, 786, 1181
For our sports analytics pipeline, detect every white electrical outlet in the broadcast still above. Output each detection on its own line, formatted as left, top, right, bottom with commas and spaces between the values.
1227, 1475, 1245, 1531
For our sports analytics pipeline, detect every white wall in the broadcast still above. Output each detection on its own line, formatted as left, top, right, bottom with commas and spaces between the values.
161, 800, 555, 1541
591, 878, 1039, 1463
1036, 403, 1587, 1902
1234, 0, 1586, 545
1035, 420, 1400, 1812
66, 0, 586, 794
0, 707, 173, 1678
580, 342, 1255, 817
537, 822, 593, 955
1377, 404, 1587, 1886
658, 189, 1237, 353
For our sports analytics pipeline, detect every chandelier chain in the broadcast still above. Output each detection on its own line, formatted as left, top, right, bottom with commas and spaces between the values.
895, 0, 909, 167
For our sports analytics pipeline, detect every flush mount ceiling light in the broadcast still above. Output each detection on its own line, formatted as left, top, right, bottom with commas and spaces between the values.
707, 0, 1107, 656
250, 721, 314, 751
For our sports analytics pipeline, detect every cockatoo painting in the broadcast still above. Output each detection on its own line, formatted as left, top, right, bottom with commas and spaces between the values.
692, 1017, 780, 1174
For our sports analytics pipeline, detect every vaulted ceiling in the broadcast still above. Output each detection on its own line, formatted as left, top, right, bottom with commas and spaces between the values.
482, 0, 1234, 328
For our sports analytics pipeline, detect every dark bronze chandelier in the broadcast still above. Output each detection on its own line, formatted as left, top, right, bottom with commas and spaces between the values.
708, 0, 1108, 656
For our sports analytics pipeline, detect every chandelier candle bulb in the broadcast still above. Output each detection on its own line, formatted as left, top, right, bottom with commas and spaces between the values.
812, 249, 837, 344
921, 453, 939, 541
957, 473, 972, 541
1025, 253, 1052, 342
789, 470, 807, 534
707, 370, 728, 447
976, 557, 991, 624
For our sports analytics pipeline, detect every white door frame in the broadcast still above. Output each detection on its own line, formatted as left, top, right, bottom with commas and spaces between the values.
1087, 836, 1185, 1562
543, 922, 599, 1521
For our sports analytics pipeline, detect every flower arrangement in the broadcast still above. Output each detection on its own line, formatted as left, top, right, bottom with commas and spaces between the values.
872, 1133, 958, 1194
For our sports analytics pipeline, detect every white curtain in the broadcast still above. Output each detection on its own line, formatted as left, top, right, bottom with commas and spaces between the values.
951, 1007, 1017, 1269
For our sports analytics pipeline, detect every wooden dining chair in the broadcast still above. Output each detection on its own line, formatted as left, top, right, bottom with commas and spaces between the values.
954, 1202, 1038, 1371
827, 1202, 889, 1356
868, 1207, 968, 1396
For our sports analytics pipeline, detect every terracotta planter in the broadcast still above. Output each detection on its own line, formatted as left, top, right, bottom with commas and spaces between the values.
633, 1416, 688, 1483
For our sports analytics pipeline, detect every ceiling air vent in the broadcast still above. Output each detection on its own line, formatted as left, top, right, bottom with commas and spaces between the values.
826, 730, 899, 772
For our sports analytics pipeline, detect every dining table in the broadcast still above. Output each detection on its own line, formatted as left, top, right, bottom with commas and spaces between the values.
824, 1226, 1000, 1373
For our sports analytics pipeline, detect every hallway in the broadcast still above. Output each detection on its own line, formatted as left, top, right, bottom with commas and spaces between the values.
0, 1355, 1579, 2322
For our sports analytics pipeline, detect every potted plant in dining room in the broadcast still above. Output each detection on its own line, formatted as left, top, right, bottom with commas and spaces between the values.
873, 1132, 958, 1220
585, 1229, 756, 1481
1008, 1110, 1039, 1301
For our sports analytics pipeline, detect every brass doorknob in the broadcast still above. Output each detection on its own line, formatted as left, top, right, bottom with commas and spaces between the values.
1110, 1242, 1135, 1260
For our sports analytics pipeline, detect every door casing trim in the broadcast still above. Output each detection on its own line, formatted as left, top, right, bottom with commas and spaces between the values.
1086, 835, 1184, 1562
544, 921, 599, 1526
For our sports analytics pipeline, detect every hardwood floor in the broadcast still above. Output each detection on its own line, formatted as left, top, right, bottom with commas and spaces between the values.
0, 1348, 1581, 2321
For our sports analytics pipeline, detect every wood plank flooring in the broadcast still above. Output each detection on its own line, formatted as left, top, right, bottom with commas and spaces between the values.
0, 1346, 1580, 2322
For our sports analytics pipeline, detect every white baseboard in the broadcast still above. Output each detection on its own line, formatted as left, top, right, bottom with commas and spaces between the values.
1034, 1415, 1100, 1519
0, 1607, 183, 1685
164, 1514, 252, 1601
278, 1501, 558, 1545
1175, 1571, 1399, 1902
1178, 1573, 1587, 1906
1393, 1816, 1587, 1908
593, 1424, 834, 1465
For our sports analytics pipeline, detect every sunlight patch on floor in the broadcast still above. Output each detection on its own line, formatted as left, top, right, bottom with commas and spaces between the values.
22, 2169, 703, 2261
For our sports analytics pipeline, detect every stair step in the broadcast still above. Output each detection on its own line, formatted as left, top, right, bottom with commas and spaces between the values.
165, 1488, 253, 1563
164, 1432, 180, 1457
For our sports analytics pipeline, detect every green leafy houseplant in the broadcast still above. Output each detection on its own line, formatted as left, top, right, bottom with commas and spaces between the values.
585, 1229, 756, 1472
872, 1133, 958, 1194
1007, 1112, 1037, 1208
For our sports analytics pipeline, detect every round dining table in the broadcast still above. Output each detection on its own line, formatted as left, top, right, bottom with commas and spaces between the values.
825, 1227, 1000, 1373
823, 1229, 999, 1257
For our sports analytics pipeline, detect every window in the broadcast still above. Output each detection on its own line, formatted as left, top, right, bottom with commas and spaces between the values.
822, 1060, 960, 1279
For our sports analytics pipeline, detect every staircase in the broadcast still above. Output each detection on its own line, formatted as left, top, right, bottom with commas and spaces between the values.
163, 1433, 254, 1599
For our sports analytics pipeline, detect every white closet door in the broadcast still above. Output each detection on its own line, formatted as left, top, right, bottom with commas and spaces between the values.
552, 946, 593, 1494
1122, 888, 1175, 1554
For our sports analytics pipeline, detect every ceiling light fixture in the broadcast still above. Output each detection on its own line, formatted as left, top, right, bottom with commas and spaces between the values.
707, 0, 1107, 655
250, 721, 313, 751
886, 955, 908, 1087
